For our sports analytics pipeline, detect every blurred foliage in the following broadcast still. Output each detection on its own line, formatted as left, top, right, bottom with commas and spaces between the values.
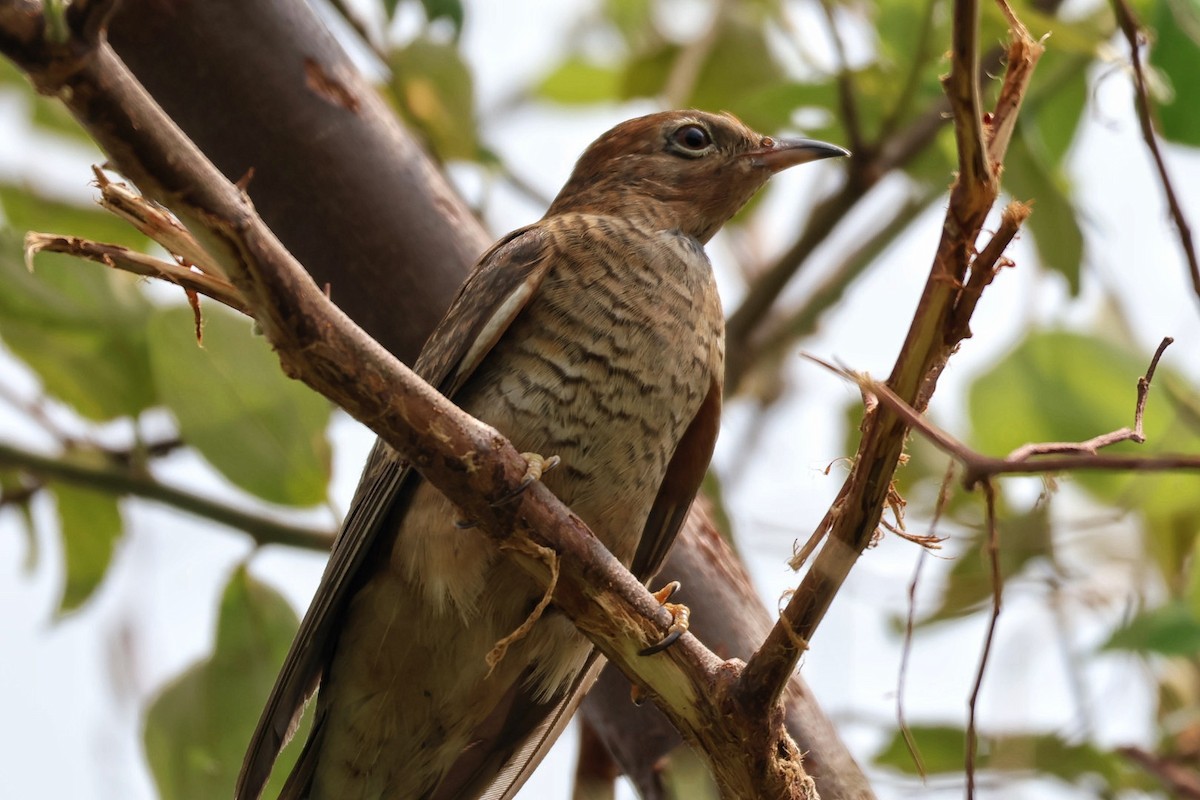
1149, 0, 1200, 146
146, 306, 332, 507
53, 481, 122, 614
874, 725, 1153, 792
0, 0, 1198, 796
144, 566, 306, 800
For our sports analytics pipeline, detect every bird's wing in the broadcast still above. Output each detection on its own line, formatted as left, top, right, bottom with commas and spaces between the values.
630, 376, 722, 579
435, 653, 607, 800
235, 225, 554, 800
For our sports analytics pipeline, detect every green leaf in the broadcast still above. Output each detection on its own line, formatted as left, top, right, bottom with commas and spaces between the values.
874, 725, 968, 775
1149, 0, 1200, 146
1104, 602, 1200, 655
0, 229, 157, 421
604, 0, 656, 43
915, 505, 1055, 626
388, 36, 477, 161
419, 0, 464, 34
144, 566, 305, 800
969, 330, 1200, 503
1021, 50, 1090, 166
686, 20, 787, 123
538, 58, 624, 104
146, 305, 332, 507
873, 0, 949, 126
729, 79, 840, 136
875, 726, 1128, 788
969, 332, 1145, 490
1004, 132, 1083, 292
620, 42, 680, 100
52, 481, 122, 614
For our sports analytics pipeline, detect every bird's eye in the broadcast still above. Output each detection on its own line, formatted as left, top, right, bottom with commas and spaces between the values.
670, 124, 712, 154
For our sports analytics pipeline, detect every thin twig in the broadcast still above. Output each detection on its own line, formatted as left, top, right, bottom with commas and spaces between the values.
1110, 0, 1200, 302
730, 188, 939, 392
896, 459, 956, 777
897, 549, 930, 778
92, 167, 227, 279
806, 340, 1200, 487
816, 0, 865, 155
737, 0, 1042, 711
966, 480, 1002, 800
327, 0, 389, 64
0, 380, 76, 445
1006, 336, 1172, 459
878, 0, 940, 139
0, 440, 335, 550
661, 0, 726, 108
24, 232, 250, 315
945, 201, 1032, 350
984, 0, 1040, 164
1118, 746, 1200, 799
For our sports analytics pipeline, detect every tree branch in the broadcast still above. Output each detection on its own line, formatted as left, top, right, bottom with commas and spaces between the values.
1110, 0, 1200, 303
736, 0, 1043, 711
24, 232, 250, 314
965, 481, 1001, 798
815, 339, 1200, 487
0, 440, 334, 549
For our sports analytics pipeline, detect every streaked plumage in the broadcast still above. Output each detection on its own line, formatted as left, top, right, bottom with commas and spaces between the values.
236, 110, 847, 800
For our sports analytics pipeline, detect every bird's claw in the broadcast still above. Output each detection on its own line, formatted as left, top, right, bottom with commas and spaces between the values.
491, 452, 561, 507
456, 454, 561, 527
639, 581, 690, 656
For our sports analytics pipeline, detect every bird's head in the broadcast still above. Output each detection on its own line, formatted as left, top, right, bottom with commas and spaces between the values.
545, 110, 848, 243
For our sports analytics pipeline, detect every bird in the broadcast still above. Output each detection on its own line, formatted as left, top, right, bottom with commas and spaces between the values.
236, 109, 848, 800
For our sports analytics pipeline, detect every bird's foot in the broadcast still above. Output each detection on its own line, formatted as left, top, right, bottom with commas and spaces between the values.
486, 537, 560, 675
492, 452, 562, 506
639, 581, 690, 656
456, 453, 561, 527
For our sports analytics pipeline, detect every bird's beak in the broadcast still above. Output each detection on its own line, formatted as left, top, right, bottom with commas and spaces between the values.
745, 137, 850, 173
